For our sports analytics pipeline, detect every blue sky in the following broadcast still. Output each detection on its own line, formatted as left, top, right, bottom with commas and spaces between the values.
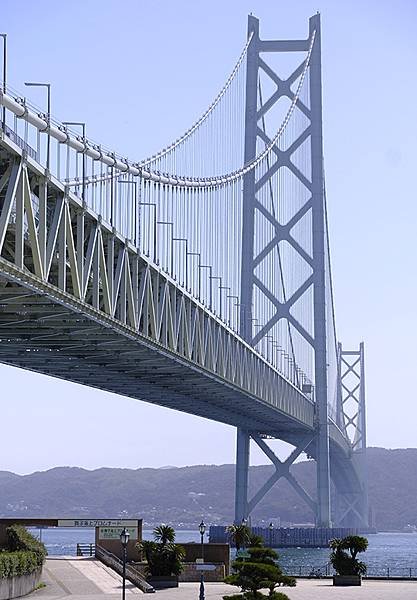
1, 0, 416, 474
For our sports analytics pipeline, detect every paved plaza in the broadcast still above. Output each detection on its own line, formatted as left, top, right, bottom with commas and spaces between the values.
29, 558, 417, 600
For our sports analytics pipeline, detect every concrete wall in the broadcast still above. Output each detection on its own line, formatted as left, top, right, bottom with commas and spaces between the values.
179, 563, 226, 582
134, 562, 226, 582
181, 543, 230, 573
94, 521, 142, 561
0, 568, 42, 600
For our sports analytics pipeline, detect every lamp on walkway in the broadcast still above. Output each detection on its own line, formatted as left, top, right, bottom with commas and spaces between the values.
269, 522, 274, 547
198, 520, 206, 600
120, 527, 130, 600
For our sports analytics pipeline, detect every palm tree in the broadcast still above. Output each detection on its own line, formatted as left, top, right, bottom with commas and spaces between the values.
137, 539, 157, 564
225, 524, 251, 552
136, 525, 184, 579
153, 524, 175, 546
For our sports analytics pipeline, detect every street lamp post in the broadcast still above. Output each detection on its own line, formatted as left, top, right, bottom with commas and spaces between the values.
62, 122, 86, 204
198, 520, 206, 600
120, 527, 130, 600
24, 81, 51, 171
0, 34, 6, 132
269, 522, 274, 548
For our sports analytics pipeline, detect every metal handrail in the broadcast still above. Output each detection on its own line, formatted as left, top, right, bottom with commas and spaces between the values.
95, 544, 155, 593
281, 563, 417, 580
2, 123, 37, 160
76, 542, 96, 557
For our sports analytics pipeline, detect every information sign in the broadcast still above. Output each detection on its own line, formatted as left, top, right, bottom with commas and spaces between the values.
57, 519, 138, 528
196, 564, 217, 571
99, 527, 138, 540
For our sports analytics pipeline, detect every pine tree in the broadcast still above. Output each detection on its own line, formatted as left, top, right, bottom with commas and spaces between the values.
224, 544, 295, 600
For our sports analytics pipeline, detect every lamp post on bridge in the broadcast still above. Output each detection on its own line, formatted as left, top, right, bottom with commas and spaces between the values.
198, 264, 212, 309
118, 178, 138, 246
219, 285, 231, 323
139, 201, 157, 259
0, 34, 7, 133
210, 274, 223, 316
265, 334, 275, 365
198, 520, 206, 600
187, 251, 201, 297
120, 527, 130, 600
226, 294, 240, 332
24, 81, 51, 172
172, 236, 189, 289
156, 220, 174, 274
62, 121, 86, 204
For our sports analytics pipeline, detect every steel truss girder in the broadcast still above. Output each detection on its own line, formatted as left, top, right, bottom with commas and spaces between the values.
0, 142, 328, 439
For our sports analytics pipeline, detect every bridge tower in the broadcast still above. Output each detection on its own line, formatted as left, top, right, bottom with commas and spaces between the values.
334, 343, 369, 527
237, 13, 332, 527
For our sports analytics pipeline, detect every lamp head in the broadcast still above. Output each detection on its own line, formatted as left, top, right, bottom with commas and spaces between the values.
120, 527, 130, 546
199, 520, 206, 536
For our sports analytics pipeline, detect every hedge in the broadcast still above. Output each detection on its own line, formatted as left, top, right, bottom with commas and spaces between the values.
0, 526, 46, 579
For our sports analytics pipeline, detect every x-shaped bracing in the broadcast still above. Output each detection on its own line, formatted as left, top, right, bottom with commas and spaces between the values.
250, 55, 316, 352
337, 493, 365, 525
339, 351, 364, 450
247, 434, 316, 515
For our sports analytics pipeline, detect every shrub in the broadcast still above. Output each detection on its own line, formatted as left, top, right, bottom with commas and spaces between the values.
136, 524, 185, 577
0, 526, 46, 579
329, 535, 368, 576
224, 544, 295, 600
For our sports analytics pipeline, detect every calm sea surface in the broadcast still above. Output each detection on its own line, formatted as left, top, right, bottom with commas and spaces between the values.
29, 529, 417, 577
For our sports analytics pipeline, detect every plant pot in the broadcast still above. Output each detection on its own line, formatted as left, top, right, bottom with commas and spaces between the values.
147, 575, 179, 589
333, 575, 362, 586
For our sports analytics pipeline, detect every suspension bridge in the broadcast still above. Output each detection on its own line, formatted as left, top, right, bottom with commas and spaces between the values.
0, 14, 367, 528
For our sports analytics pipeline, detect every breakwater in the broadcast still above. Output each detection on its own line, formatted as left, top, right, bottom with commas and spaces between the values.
209, 525, 357, 548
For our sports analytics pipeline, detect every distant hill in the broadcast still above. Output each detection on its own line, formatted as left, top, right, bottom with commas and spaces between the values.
0, 447, 415, 531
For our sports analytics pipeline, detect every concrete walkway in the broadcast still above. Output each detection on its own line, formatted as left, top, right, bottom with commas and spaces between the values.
36, 557, 141, 597
30, 558, 417, 600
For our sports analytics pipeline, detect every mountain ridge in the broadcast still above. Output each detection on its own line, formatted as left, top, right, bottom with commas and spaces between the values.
0, 447, 415, 530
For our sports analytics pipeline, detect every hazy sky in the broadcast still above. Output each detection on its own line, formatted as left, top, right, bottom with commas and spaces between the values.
1, 0, 416, 474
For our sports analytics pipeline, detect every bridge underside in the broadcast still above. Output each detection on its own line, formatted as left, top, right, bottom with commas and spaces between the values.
0, 268, 366, 526
0, 269, 312, 442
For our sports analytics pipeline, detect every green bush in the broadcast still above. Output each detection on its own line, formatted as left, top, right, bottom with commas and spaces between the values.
224, 544, 295, 600
329, 535, 368, 576
0, 526, 46, 579
136, 524, 185, 577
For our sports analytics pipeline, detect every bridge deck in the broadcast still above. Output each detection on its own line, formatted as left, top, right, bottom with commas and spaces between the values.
0, 269, 310, 440
0, 134, 321, 444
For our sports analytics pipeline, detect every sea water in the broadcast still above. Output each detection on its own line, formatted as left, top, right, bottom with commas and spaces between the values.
29, 529, 417, 577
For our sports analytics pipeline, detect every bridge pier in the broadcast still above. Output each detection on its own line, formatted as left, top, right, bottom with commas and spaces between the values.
234, 429, 317, 525
234, 428, 250, 523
